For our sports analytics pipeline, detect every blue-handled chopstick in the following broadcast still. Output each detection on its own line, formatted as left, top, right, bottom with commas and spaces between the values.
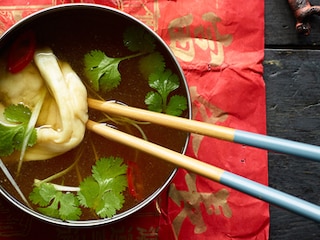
220, 171, 320, 222
88, 98, 320, 162
87, 119, 320, 222
233, 130, 320, 161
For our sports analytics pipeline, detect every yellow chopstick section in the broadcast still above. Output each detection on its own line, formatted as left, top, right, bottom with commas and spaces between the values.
87, 98, 235, 142
86, 120, 225, 182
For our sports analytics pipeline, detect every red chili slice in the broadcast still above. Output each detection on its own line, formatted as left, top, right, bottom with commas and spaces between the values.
127, 160, 139, 199
7, 31, 36, 74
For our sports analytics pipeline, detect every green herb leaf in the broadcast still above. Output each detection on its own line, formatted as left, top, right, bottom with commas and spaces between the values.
145, 92, 163, 113
166, 95, 188, 116
29, 156, 128, 221
58, 193, 82, 221
0, 104, 37, 156
84, 26, 159, 92
149, 69, 180, 100
139, 52, 165, 79
4, 104, 31, 123
145, 69, 187, 116
78, 157, 128, 218
123, 26, 156, 53
77, 176, 99, 208
95, 191, 125, 218
92, 156, 128, 182
84, 50, 122, 92
29, 183, 82, 221
29, 182, 56, 206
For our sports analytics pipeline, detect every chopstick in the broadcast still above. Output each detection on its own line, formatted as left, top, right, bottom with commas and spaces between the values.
88, 98, 320, 162
86, 119, 320, 222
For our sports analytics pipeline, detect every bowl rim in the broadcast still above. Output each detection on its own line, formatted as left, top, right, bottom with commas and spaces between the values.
0, 3, 192, 227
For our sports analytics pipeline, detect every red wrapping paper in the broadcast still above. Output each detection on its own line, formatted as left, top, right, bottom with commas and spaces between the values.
0, 1, 269, 239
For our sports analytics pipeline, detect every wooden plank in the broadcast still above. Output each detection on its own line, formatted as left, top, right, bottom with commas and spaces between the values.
265, 0, 320, 46
264, 49, 320, 239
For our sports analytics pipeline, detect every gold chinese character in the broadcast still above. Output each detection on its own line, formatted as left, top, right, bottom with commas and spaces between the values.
169, 172, 232, 235
189, 86, 228, 157
168, 12, 232, 66
168, 14, 195, 62
197, 12, 233, 66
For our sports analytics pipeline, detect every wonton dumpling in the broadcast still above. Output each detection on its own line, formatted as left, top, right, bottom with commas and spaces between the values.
0, 63, 46, 110
0, 48, 88, 161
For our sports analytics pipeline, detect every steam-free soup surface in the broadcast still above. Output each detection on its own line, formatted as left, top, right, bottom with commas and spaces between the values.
0, 8, 189, 220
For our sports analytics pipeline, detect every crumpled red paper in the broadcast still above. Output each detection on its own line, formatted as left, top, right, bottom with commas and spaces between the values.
0, 0, 268, 239
154, 1, 268, 239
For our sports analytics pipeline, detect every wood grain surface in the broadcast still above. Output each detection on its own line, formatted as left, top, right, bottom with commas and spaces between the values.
265, 0, 320, 238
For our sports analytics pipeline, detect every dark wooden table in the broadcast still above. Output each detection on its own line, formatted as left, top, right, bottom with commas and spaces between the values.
265, 0, 320, 239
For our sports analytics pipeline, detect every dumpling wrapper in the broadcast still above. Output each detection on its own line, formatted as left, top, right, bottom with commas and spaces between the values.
0, 48, 88, 161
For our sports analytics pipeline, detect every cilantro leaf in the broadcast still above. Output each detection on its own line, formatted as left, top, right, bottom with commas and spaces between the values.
0, 104, 37, 157
0, 125, 23, 156
96, 191, 125, 218
123, 26, 156, 53
166, 95, 188, 116
149, 69, 180, 100
78, 157, 128, 218
145, 91, 163, 113
145, 69, 187, 116
29, 183, 82, 221
28, 156, 128, 221
4, 104, 31, 123
92, 156, 127, 181
139, 52, 165, 79
84, 26, 159, 92
84, 49, 145, 92
29, 182, 56, 207
84, 50, 122, 92
77, 176, 99, 208
58, 193, 82, 221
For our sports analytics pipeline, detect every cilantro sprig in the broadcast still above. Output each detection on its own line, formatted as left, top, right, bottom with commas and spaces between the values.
84, 50, 143, 92
145, 69, 187, 116
83, 26, 187, 116
83, 26, 165, 92
0, 104, 37, 157
29, 156, 128, 221
29, 183, 82, 221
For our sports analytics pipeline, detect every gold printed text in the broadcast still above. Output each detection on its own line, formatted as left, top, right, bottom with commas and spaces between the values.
169, 173, 232, 236
168, 12, 232, 66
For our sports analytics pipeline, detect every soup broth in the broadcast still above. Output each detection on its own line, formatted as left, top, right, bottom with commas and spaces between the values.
0, 7, 190, 221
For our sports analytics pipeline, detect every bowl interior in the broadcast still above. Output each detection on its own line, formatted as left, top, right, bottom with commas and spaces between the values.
0, 4, 191, 226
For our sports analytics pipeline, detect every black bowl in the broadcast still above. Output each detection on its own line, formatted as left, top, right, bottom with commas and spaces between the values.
0, 3, 191, 227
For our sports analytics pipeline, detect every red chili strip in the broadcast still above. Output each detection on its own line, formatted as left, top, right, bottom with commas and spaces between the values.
127, 160, 139, 199
7, 31, 36, 74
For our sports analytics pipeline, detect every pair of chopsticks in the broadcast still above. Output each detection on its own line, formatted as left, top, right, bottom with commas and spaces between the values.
86, 98, 320, 222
